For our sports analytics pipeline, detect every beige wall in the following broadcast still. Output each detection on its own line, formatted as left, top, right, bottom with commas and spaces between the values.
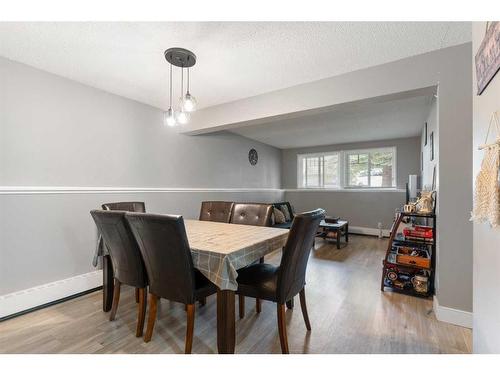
472, 22, 500, 353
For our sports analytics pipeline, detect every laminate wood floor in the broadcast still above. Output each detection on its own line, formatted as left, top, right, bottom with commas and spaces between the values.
0, 235, 472, 354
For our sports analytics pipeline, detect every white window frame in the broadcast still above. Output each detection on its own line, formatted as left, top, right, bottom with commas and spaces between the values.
344, 147, 396, 189
297, 151, 340, 189
297, 147, 397, 190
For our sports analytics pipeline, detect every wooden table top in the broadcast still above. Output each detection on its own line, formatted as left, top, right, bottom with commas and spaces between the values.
184, 219, 289, 255
184, 220, 289, 290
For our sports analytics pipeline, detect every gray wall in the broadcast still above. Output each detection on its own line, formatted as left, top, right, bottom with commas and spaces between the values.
0, 58, 281, 189
186, 43, 473, 314
285, 190, 405, 230
281, 137, 420, 229
472, 22, 500, 353
0, 190, 283, 295
434, 45, 473, 314
0, 57, 283, 295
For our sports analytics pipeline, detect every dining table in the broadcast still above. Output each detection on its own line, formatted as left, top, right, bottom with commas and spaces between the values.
98, 219, 289, 354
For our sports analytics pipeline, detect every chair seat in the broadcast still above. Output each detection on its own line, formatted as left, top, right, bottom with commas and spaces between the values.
194, 270, 217, 299
236, 263, 279, 302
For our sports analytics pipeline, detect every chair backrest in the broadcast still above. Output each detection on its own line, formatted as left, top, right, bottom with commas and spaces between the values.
125, 213, 197, 304
90, 210, 147, 288
277, 209, 325, 303
199, 201, 234, 223
230, 203, 273, 227
102, 201, 145, 213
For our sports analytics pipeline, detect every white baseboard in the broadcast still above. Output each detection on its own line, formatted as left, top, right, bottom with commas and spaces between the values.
0, 270, 103, 319
349, 225, 390, 237
433, 296, 472, 329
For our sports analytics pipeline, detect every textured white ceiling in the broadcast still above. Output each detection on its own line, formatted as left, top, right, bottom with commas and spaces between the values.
230, 95, 433, 149
0, 22, 470, 110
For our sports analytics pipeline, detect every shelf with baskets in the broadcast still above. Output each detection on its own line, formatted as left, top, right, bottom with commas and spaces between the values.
380, 210, 436, 298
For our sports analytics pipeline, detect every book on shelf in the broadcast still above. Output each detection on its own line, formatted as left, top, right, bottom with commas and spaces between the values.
394, 233, 434, 244
403, 226, 433, 239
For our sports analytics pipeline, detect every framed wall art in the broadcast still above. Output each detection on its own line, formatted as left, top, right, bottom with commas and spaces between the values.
430, 132, 434, 161
424, 122, 428, 146
475, 21, 500, 95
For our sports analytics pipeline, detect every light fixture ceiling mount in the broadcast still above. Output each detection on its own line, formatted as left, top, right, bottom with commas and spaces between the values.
164, 47, 196, 68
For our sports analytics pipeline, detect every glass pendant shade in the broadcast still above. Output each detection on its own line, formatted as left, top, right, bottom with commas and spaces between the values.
176, 109, 190, 125
164, 108, 177, 127
181, 92, 197, 112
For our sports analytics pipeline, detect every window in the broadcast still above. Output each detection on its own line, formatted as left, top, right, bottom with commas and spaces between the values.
297, 147, 396, 189
345, 148, 395, 188
298, 152, 339, 188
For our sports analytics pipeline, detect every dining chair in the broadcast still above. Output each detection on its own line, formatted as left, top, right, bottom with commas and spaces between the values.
102, 201, 146, 213
199, 201, 234, 223
230, 203, 273, 318
235, 208, 325, 354
125, 212, 217, 354
101, 201, 146, 304
230, 203, 273, 227
90, 210, 148, 337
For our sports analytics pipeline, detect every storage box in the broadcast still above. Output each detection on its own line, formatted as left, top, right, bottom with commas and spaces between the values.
396, 246, 431, 268
403, 226, 433, 239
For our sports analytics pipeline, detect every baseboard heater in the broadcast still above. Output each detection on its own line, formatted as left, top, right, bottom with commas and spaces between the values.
0, 270, 103, 321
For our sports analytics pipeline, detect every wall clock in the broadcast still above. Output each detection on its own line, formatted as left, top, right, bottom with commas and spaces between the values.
248, 149, 258, 166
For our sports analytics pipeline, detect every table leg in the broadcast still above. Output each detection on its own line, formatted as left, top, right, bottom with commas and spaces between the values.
102, 255, 114, 312
336, 229, 341, 249
345, 224, 349, 243
217, 289, 236, 354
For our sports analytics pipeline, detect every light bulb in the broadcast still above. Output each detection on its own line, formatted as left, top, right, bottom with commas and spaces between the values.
181, 92, 197, 112
176, 109, 190, 125
164, 108, 177, 127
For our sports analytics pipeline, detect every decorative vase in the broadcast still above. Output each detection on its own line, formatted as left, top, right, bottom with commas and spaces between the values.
416, 191, 435, 214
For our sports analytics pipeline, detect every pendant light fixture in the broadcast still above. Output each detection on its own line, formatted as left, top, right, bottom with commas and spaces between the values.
163, 47, 197, 127
164, 62, 177, 127
182, 68, 197, 112
176, 67, 190, 124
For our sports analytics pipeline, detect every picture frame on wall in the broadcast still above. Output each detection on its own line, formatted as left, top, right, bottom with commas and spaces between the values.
475, 21, 500, 95
430, 132, 434, 161
424, 122, 428, 145
421, 151, 424, 171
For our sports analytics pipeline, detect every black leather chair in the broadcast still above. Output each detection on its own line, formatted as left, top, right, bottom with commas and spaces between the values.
230, 203, 273, 227
235, 209, 325, 354
90, 210, 148, 337
100, 202, 146, 305
102, 201, 146, 213
125, 212, 217, 353
230, 203, 273, 317
199, 201, 234, 223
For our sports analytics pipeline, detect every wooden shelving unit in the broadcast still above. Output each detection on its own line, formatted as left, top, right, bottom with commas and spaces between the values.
380, 210, 436, 298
